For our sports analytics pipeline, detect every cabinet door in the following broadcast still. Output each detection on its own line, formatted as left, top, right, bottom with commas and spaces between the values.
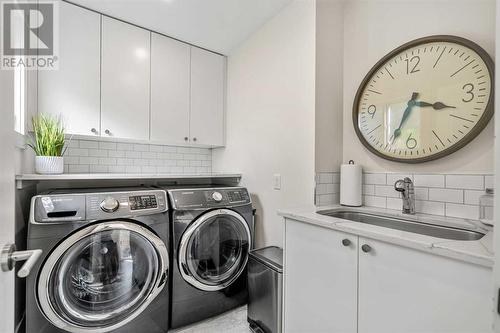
38, 2, 100, 136
150, 33, 190, 144
284, 219, 358, 333
101, 17, 150, 140
358, 237, 492, 333
190, 47, 225, 146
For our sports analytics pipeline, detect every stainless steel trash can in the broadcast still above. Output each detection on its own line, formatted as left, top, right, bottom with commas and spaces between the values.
247, 246, 283, 333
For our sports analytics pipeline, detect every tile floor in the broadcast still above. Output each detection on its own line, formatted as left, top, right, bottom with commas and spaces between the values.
171, 306, 252, 333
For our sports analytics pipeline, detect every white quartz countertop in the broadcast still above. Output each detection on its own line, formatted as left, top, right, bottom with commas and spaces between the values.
278, 205, 494, 268
16, 173, 242, 181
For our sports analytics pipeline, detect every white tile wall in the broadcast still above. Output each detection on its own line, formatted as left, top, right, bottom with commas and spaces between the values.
446, 175, 484, 190
316, 171, 494, 220
363, 172, 494, 220
315, 172, 340, 206
63, 139, 212, 174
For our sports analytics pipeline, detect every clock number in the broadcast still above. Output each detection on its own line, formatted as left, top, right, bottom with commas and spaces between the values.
367, 105, 376, 118
406, 134, 417, 149
405, 56, 421, 74
462, 83, 474, 103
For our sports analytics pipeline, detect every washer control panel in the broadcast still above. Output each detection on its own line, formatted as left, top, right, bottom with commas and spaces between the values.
100, 197, 120, 212
32, 189, 167, 223
211, 191, 223, 202
129, 195, 158, 211
170, 187, 251, 210
88, 190, 166, 219
227, 190, 248, 203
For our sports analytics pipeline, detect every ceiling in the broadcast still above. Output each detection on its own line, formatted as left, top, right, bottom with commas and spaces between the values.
67, 0, 292, 55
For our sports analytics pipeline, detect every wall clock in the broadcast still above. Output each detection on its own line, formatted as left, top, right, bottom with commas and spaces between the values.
353, 35, 494, 163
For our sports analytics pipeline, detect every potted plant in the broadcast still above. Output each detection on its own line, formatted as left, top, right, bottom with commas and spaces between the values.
28, 114, 67, 174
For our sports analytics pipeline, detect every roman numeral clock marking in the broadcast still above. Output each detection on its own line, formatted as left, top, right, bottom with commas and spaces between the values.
353, 37, 493, 163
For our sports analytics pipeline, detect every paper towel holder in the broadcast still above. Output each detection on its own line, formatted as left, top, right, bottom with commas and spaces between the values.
340, 160, 362, 207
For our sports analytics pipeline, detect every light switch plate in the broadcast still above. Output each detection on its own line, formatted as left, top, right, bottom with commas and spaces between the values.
273, 174, 281, 190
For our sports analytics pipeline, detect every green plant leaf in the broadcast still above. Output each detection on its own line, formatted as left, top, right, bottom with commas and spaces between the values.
28, 114, 66, 157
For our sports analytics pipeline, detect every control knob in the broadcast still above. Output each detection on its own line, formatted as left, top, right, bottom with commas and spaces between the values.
100, 197, 120, 213
212, 192, 223, 202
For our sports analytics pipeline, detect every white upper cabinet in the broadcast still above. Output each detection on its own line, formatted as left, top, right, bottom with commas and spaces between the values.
150, 33, 190, 144
190, 47, 226, 146
38, 2, 100, 136
101, 17, 150, 141
38, 2, 226, 146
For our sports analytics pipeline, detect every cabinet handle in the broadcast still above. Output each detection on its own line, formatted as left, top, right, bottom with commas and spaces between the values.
193, 137, 197, 142
341, 239, 351, 247
104, 129, 111, 135
361, 244, 372, 253
184, 137, 189, 141
91, 128, 98, 134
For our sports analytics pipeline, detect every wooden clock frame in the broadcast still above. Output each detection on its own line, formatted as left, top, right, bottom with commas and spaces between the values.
352, 35, 495, 163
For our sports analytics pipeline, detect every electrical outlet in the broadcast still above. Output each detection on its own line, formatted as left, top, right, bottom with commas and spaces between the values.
273, 174, 281, 190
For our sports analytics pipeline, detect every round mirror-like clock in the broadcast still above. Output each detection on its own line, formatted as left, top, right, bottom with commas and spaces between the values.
353, 35, 494, 163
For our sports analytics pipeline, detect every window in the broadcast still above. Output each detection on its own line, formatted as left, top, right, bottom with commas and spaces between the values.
14, 65, 25, 135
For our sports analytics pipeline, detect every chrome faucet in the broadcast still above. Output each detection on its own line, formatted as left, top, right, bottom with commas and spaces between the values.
394, 177, 415, 214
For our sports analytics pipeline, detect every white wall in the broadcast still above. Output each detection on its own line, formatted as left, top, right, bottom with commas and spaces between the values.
315, 0, 344, 173
342, 0, 496, 173
492, 0, 500, 330
212, 0, 316, 247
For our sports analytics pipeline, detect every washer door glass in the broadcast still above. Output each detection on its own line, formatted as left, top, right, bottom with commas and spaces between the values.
182, 210, 250, 290
47, 228, 159, 328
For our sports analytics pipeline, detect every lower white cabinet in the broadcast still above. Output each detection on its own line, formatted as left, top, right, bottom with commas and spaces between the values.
358, 237, 492, 333
284, 218, 493, 333
284, 219, 358, 333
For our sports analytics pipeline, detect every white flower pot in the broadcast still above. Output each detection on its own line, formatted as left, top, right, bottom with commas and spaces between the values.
35, 156, 64, 174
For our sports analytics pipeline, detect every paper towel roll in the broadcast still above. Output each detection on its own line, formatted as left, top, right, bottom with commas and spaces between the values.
340, 160, 362, 206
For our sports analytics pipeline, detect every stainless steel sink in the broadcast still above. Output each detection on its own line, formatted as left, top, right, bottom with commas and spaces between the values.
317, 210, 484, 241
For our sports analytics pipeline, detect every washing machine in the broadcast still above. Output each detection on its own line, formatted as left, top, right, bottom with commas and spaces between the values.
166, 186, 254, 329
26, 188, 170, 333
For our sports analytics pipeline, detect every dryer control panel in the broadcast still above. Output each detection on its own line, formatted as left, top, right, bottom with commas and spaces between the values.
169, 187, 251, 210
32, 189, 167, 223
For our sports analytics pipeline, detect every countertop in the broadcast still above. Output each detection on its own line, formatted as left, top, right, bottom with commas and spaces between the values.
278, 205, 494, 268
15, 173, 242, 189
16, 173, 242, 181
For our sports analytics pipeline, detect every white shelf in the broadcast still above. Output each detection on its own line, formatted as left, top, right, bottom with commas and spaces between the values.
15, 173, 242, 189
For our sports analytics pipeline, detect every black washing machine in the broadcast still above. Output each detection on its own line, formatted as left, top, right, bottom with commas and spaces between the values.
166, 186, 254, 329
26, 188, 170, 333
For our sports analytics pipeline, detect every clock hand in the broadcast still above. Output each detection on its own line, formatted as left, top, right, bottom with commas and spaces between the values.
415, 101, 456, 110
393, 92, 419, 141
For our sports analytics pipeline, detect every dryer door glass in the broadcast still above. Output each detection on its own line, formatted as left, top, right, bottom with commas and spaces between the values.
181, 209, 251, 291
47, 228, 159, 328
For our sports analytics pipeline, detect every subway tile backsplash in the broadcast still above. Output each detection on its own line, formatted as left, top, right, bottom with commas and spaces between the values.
316, 171, 494, 220
363, 172, 494, 220
63, 139, 212, 174
315, 172, 340, 206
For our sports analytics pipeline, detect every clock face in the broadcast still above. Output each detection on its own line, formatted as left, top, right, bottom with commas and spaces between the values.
353, 36, 494, 163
